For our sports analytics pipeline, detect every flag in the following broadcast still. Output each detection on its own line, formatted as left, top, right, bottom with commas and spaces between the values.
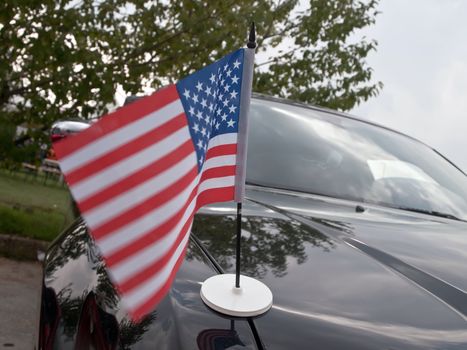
53, 48, 254, 320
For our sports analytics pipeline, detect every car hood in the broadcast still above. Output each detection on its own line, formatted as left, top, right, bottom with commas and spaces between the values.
43, 185, 467, 349
192, 186, 467, 349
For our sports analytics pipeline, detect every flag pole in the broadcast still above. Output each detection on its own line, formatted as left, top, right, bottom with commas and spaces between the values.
235, 23, 256, 289
235, 202, 242, 288
200, 22, 272, 317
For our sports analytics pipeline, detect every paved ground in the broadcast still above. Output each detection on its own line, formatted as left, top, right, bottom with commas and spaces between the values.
0, 257, 42, 349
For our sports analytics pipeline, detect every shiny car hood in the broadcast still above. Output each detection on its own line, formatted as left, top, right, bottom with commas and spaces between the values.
193, 186, 467, 349
43, 185, 467, 349
42, 221, 259, 349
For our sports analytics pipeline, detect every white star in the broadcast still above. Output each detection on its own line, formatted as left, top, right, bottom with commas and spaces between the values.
223, 64, 228, 71
216, 107, 222, 116
192, 123, 200, 133
221, 113, 228, 121
196, 81, 203, 91
197, 140, 203, 149
230, 90, 238, 99
204, 114, 210, 124
224, 83, 230, 92
199, 156, 204, 165
183, 89, 191, 99
226, 69, 232, 77
205, 86, 212, 96
208, 103, 214, 112
218, 93, 224, 101
229, 104, 237, 114
188, 106, 195, 116
231, 75, 239, 84
201, 127, 206, 136
227, 119, 236, 127
220, 78, 225, 86
196, 110, 203, 120
215, 122, 220, 130
223, 99, 229, 107
201, 98, 207, 109
192, 93, 199, 104
233, 60, 241, 69
209, 73, 216, 84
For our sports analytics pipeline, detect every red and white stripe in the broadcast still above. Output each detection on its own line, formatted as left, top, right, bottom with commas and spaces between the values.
54, 85, 238, 320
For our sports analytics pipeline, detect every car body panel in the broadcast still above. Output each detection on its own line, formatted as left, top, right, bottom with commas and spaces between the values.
41, 188, 467, 349
40, 220, 258, 350
194, 188, 467, 349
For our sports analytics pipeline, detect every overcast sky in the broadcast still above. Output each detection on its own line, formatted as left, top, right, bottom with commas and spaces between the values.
351, 0, 467, 173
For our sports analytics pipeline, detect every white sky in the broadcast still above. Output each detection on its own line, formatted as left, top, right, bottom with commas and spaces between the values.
351, 0, 467, 173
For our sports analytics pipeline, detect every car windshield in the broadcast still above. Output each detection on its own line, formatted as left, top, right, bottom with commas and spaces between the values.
247, 98, 467, 221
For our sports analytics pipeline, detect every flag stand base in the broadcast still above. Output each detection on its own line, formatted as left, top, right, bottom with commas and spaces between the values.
200, 274, 273, 317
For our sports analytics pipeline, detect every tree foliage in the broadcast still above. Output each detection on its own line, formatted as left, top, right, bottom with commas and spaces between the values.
0, 0, 381, 128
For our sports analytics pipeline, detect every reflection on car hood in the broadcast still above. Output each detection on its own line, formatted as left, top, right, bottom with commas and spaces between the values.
42, 221, 259, 350
43, 185, 467, 349
193, 186, 467, 349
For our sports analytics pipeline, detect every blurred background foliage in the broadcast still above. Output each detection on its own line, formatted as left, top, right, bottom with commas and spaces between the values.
0, 119, 40, 167
0, 0, 381, 130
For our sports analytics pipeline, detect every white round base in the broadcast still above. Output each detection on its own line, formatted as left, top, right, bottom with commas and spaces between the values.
200, 274, 273, 317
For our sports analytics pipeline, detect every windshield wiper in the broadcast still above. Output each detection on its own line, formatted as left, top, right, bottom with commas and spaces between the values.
396, 207, 463, 221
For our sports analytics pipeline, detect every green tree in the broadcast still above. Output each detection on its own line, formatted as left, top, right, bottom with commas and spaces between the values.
0, 0, 380, 128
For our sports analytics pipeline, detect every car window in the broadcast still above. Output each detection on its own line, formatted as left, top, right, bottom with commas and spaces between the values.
247, 98, 467, 220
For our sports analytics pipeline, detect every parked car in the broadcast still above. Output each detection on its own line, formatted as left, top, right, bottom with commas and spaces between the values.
50, 120, 91, 143
38, 95, 467, 350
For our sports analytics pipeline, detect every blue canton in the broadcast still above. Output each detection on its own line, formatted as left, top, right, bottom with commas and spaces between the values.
176, 49, 244, 172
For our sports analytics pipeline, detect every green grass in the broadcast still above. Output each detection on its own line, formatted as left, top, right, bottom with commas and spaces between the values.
0, 169, 70, 211
0, 203, 66, 241
0, 169, 76, 241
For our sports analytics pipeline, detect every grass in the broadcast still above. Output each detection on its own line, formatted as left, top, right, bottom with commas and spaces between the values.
0, 169, 70, 210
0, 203, 67, 241
0, 169, 76, 241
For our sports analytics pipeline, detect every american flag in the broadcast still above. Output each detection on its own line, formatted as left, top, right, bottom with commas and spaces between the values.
53, 48, 253, 320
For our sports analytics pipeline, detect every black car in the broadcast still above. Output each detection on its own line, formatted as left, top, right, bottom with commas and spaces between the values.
38, 95, 467, 349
